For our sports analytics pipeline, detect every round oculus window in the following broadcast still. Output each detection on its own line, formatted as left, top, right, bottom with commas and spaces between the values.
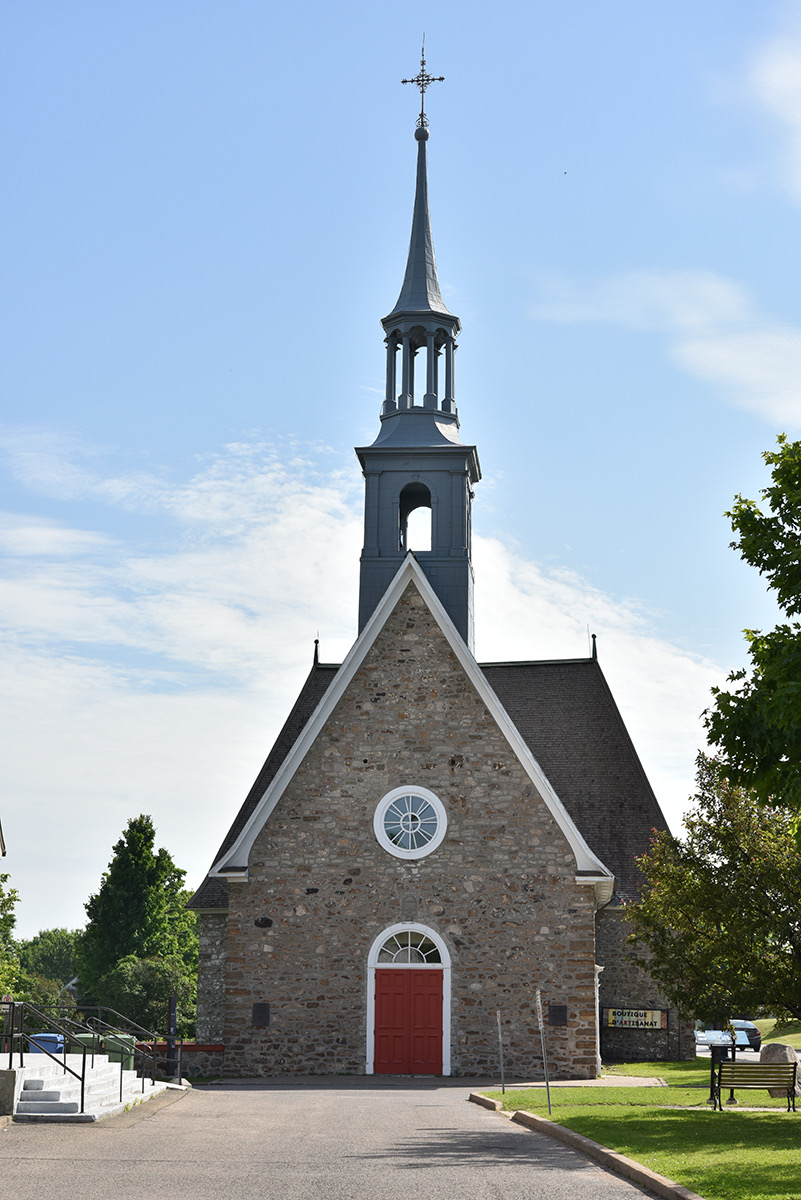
373, 786, 447, 859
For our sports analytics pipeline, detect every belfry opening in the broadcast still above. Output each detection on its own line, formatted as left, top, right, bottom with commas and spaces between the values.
399, 482, 432, 552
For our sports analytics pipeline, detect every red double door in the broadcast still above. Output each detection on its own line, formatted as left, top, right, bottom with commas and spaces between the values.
374, 969, 443, 1074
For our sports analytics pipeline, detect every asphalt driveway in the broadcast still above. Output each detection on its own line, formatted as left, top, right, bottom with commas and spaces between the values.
0, 1076, 656, 1200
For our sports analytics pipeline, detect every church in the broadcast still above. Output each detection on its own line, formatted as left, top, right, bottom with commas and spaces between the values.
189, 63, 693, 1078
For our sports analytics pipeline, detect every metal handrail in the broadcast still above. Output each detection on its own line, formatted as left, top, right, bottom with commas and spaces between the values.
79, 1006, 184, 1089
3, 1002, 89, 1113
84, 1015, 156, 1098
2, 1000, 185, 1112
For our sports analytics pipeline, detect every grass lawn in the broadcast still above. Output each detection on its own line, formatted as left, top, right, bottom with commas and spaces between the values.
484, 1058, 801, 1200
756, 1017, 801, 1050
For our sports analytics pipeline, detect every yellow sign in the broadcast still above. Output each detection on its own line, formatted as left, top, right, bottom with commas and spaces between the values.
606, 1008, 667, 1029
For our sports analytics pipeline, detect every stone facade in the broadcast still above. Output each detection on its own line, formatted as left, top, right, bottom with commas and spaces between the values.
195, 911, 227, 1044
218, 583, 602, 1079
597, 908, 695, 1061
149, 1042, 226, 1079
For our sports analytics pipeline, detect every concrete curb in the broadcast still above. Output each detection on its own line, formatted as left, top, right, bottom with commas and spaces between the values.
467, 1094, 706, 1200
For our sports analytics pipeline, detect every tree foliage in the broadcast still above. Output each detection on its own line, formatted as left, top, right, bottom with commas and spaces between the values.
75, 815, 197, 1026
97, 955, 196, 1036
17, 928, 80, 985
16, 971, 77, 1012
0, 872, 20, 995
0, 877, 77, 1005
705, 435, 801, 817
626, 755, 801, 1022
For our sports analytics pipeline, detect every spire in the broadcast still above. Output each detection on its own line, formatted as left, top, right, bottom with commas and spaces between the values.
356, 52, 480, 648
386, 43, 454, 323
379, 47, 461, 422
385, 126, 453, 320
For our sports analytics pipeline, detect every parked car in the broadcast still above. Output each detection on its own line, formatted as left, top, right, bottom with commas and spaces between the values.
731, 1019, 761, 1052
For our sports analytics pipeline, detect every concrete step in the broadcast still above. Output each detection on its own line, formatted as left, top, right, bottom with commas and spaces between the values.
13, 1067, 175, 1122
14, 1112, 98, 1123
16, 1100, 80, 1115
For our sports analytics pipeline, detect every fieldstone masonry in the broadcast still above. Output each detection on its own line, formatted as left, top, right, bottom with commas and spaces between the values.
218, 583, 603, 1078
597, 908, 695, 1061
195, 911, 227, 1044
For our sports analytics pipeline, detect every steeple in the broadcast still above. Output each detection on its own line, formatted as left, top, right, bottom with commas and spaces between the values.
356, 54, 481, 648
385, 125, 455, 322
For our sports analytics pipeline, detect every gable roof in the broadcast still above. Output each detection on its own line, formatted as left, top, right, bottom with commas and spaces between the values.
189, 660, 338, 910
189, 555, 616, 910
481, 660, 666, 900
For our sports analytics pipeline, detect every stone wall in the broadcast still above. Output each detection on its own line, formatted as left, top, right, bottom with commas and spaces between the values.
597, 907, 695, 1061
148, 1042, 225, 1079
220, 584, 602, 1079
196, 912, 227, 1043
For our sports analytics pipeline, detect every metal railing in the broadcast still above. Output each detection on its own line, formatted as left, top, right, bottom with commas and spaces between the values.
3, 1002, 89, 1112
1, 1001, 184, 1113
79, 1006, 183, 1099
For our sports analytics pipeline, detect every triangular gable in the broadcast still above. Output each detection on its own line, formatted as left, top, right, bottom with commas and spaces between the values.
210, 553, 614, 898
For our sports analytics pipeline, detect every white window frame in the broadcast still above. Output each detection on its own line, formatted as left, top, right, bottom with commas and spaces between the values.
373, 785, 447, 860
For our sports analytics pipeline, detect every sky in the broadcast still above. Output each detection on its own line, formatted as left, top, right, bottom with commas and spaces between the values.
3, 1, 801, 937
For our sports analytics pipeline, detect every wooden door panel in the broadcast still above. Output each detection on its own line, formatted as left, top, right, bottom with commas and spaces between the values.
375, 972, 409, 1073
409, 971, 443, 1074
375, 969, 442, 1075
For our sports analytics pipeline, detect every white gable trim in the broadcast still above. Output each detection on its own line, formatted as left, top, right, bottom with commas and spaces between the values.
211, 553, 613, 885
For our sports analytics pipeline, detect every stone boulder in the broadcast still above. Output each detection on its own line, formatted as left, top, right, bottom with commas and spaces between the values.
759, 1041, 801, 1097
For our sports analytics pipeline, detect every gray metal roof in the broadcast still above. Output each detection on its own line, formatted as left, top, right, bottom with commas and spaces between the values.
383, 127, 454, 323
481, 659, 666, 901
188, 662, 338, 910
188, 656, 665, 910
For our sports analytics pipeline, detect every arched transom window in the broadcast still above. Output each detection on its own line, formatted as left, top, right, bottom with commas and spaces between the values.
377, 929, 442, 964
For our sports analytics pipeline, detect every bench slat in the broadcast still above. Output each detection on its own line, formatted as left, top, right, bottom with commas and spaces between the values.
714, 1060, 797, 1111
719, 1066, 795, 1083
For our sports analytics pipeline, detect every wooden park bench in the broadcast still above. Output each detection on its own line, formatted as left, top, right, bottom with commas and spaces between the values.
715, 1060, 798, 1111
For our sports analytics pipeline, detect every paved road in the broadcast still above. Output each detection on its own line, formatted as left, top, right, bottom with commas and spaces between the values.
0, 1077, 658, 1200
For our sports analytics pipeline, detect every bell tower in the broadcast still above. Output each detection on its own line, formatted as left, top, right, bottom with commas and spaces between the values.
356, 50, 481, 647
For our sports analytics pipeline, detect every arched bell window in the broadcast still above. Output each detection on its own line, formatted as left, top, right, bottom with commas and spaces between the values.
399, 482, 432, 552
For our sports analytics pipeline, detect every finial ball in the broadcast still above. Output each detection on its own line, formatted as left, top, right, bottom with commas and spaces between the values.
414, 126, 430, 141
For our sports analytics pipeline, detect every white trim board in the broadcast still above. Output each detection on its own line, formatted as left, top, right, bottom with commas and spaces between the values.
212, 553, 613, 890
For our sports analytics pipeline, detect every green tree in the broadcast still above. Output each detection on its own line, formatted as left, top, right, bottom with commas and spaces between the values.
97, 955, 196, 1036
17, 928, 80, 985
626, 754, 801, 1023
705, 435, 801, 819
75, 815, 197, 1014
0, 872, 20, 995
16, 971, 77, 1012
0, 879, 79, 1010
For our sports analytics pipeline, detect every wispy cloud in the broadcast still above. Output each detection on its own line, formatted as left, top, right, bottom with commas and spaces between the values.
473, 537, 719, 835
0, 513, 114, 557
751, 24, 801, 199
532, 268, 801, 428
1, 433, 719, 936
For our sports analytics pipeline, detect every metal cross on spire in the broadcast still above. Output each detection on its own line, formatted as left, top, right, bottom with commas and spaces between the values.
402, 38, 444, 128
